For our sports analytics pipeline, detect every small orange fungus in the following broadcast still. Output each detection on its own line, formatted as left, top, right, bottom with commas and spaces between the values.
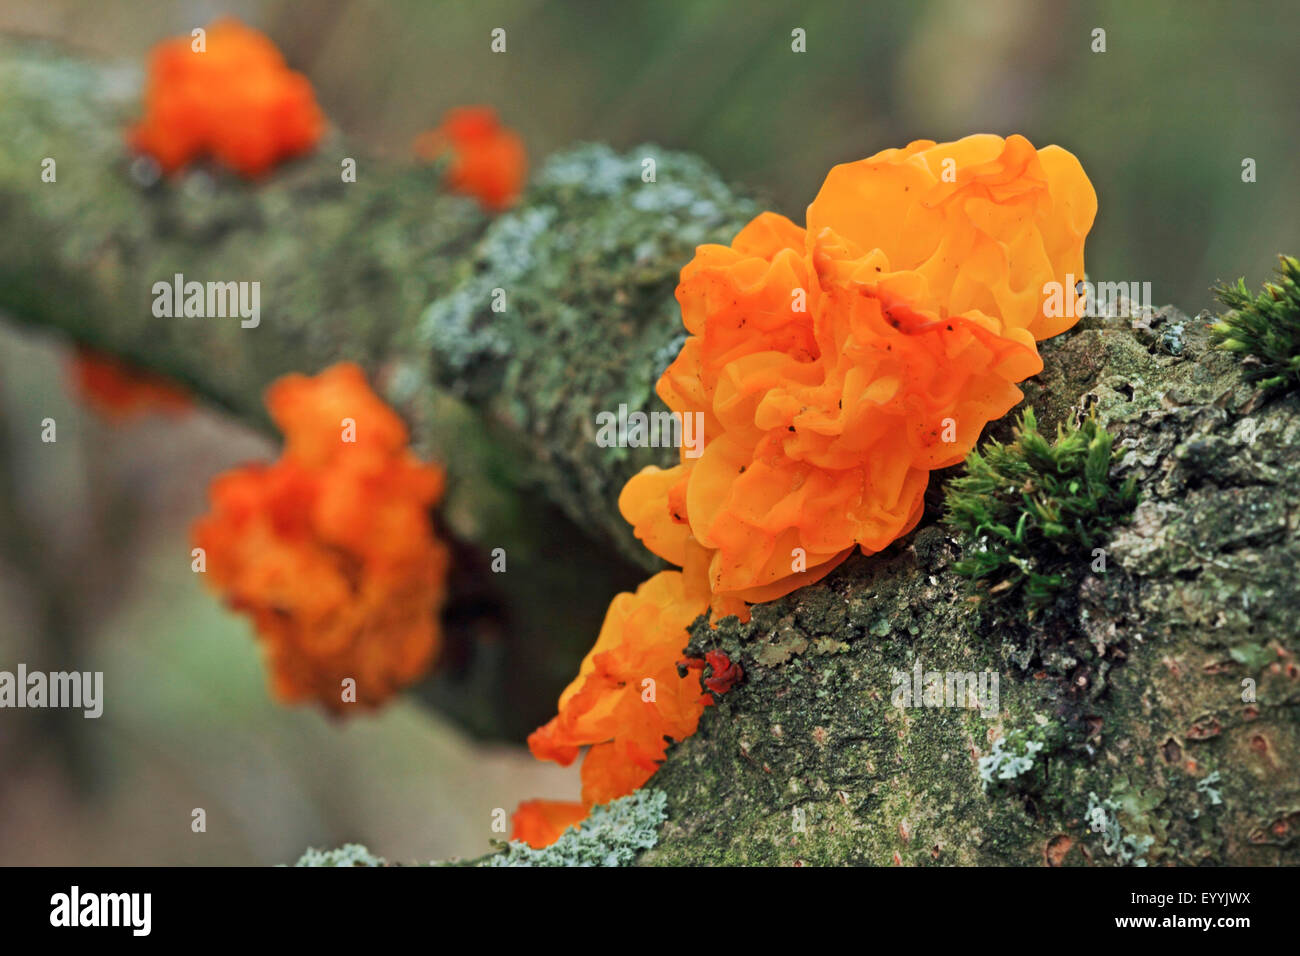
128, 18, 324, 177
528, 568, 715, 808
510, 799, 589, 849
414, 106, 527, 211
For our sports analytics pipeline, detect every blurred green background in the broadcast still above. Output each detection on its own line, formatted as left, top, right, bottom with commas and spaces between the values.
0, 0, 1296, 864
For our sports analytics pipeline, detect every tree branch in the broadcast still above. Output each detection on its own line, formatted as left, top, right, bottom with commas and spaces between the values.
0, 37, 757, 566
0, 37, 755, 739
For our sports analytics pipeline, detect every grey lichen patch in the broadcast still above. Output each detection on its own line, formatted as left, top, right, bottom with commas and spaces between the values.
1196, 770, 1224, 807
480, 789, 667, 867
643, 303, 1300, 866
294, 844, 386, 867
420, 205, 556, 373
980, 729, 1050, 793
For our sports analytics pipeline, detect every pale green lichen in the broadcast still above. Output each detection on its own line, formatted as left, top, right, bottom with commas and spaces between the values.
294, 843, 386, 867
1086, 791, 1155, 866
419, 142, 759, 565
419, 205, 557, 371
483, 789, 667, 867
979, 732, 1046, 792
1196, 771, 1224, 807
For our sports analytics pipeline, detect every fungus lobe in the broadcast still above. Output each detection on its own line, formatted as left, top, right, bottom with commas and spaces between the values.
70, 346, 192, 420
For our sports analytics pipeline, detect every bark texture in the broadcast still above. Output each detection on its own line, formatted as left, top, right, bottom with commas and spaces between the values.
2, 40, 1296, 863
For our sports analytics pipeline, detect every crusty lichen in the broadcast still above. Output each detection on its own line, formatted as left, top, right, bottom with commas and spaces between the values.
980, 729, 1050, 794
481, 789, 667, 867
294, 843, 386, 867
1085, 790, 1154, 866
420, 143, 760, 565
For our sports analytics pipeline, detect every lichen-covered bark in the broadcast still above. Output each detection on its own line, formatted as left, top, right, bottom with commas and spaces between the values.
641, 306, 1299, 865
420, 145, 758, 563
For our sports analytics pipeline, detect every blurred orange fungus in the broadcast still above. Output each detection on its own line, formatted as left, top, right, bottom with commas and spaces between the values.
414, 106, 527, 211
128, 18, 324, 177
192, 363, 449, 713
70, 346, 192, 420
523, 135, 1096, 844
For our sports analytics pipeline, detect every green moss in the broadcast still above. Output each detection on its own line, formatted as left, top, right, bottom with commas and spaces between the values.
943, 407, 1137, 608
1212, 254, 1300, 391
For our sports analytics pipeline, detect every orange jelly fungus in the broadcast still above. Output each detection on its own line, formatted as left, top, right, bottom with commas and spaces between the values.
510, 799, 590, 849
525, 135, 1095, 845
621, 134, 1096, 607
70, 346, 192, 420
414, 106, 527, 211
528, 568, 716, 807
192, 363, 449, 713
128, 18, 324, 177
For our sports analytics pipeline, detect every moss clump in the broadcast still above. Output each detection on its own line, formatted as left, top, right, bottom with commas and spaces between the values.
1212, 254, 1300, 391
943, 407, 1137, 608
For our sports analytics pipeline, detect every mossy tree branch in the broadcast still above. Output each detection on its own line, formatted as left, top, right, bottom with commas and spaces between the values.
3, 39, 1297, 864
0, 38, 752, 738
